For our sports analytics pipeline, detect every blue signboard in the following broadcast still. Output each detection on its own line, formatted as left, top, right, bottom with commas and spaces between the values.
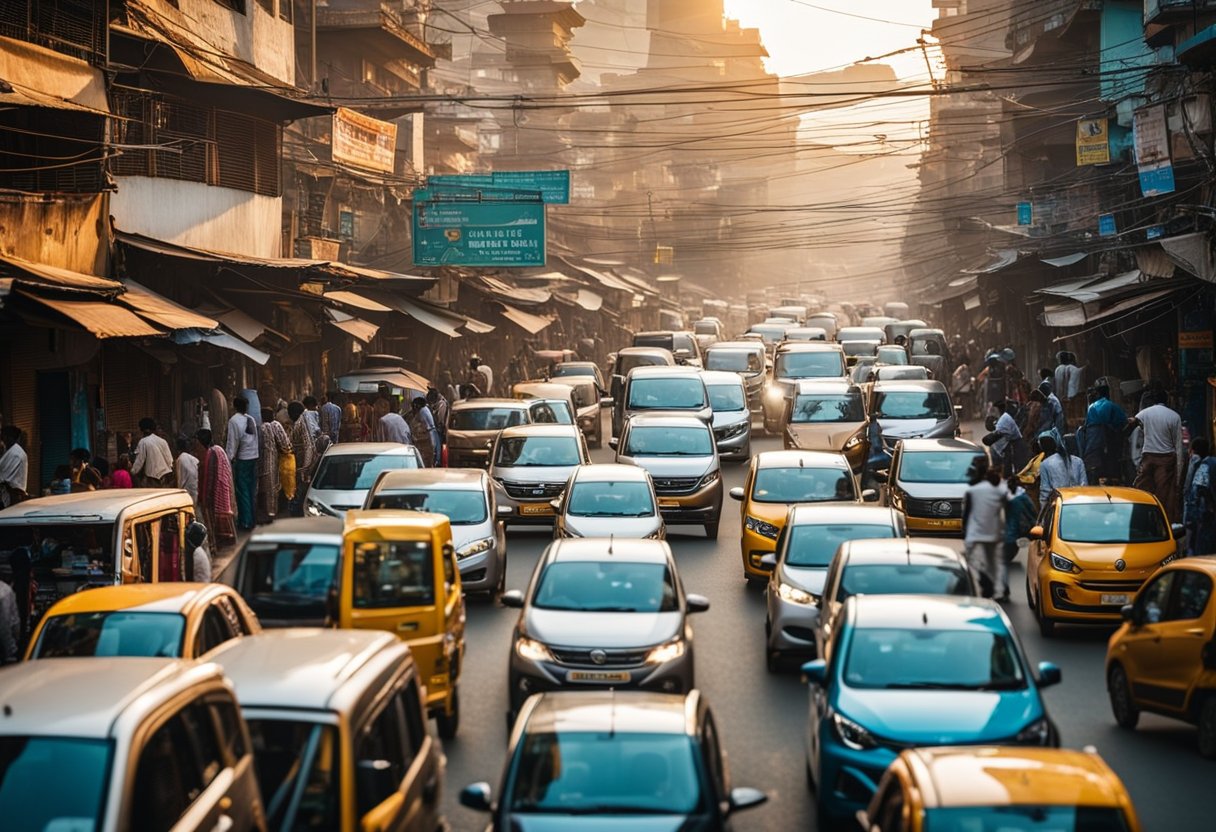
1138, 163, 1175, 198
413, 193, 546, 267
1016, 202, 1032, 225
1098, 213, 1117, 237
427, 171, 571, 204
1146, 225, 1165, 240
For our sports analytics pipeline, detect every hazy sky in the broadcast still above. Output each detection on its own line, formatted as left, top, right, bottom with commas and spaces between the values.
723, 0, 937, 80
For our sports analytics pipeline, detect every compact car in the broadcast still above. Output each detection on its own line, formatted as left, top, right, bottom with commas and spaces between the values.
782, 379, 869, 471
304, 442, 423, 517
490, 423, 590, 526
232, 517, 343, 628
446, 398, 532, 469
879, 437, 986, 535
616, 414, 723, 538
702, 369, 752, 460
552, 462, 664, 540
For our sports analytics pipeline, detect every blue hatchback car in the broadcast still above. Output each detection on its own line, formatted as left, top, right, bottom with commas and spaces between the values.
803, 595, 1062, 825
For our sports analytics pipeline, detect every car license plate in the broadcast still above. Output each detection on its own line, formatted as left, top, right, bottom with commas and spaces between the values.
1101, 594, 1130, 606
658, 499, 680, 508
520, 504, 554, 516
568, 670, 631, 683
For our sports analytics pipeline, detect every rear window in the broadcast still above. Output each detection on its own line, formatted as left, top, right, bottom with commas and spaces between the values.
874, 391, 952, 420
351, 540, 434, 608
791, 391, 864, 423
898, 451, 982, 484
238, 541, 340, 622
31, 611, 185, 658
694, 321, 718, 335
838, 563, 972, 600
633, 333, 674, 350
368, 489, 488, 524
311, 452, 419, 490
924, 806, 1132, 832
752, 467, 855, 503
1058, 503, 1169, 544
617, 354, 668, 375
785, 524, 896, 568
625, 426, 713, 457
775, 351, 843, 379
705, 350, 762, 373
628, 377, 706, 410
450, 407, 527, 431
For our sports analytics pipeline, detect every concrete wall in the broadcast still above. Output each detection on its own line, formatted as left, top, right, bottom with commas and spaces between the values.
146, 0, 295, 85
111, 176, 282, 257
0, 193, 108, 274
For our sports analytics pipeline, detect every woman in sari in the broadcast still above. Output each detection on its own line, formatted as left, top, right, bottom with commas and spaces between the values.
258, 407, 292, 524
195, 428, 236, 550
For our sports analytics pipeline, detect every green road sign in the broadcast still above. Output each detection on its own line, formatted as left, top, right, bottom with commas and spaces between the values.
413, 196, 546, 267
427, 171, 570, 204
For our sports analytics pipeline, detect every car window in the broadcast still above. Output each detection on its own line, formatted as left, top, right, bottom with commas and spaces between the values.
312, 453, 420, 490
567, 480, 655, 517
215, 596, 249, 635
1137, 572, 1175, 624
195, 604, 238, 656
790, 392, 864, 423
752, 467, 855, 503
32, 611, 185, 658
1058, 502, 1169, 543
785, 524, 896, 568
369, 489, 489, 523
874, 391, 951, 420
775, 351, 844, 378
400, 676, 426, 760
352, 540, 435, 608
624, 426, 713, 456
247, 719, 339, 830
209, 694, 249, 762
0, 737, 111, 828
837, 564, 972, 601
356, 698, 408, 817
707, 384, 746, 412
843, 627, 1025, 691
529, 401, 574, 425
495, 436, 581, 467
628, 377, 706, 410
131, 701, 224, 831
924, 806, 1133, 831
898, 451, 982, 484
450, 407, 527, 430
238, 540, 340, 620
1173, 571, 1214, 621
532, 561, 678, 613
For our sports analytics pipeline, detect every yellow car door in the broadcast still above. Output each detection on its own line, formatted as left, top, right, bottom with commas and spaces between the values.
1117, 571, 1179, 708
1151, 569, 1215, 711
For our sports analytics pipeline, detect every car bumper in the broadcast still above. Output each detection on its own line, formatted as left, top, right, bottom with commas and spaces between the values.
1039, 574, 1146, 623
741, 527, 779, 577
508, 648, 693, 713
903, 513, 963, 535
655, 482, 722, 525
766, 588, 821, 655
497, 490, 563, 525
455, 543, 504, 593
714, 427, 751, 459
815, 733, 897, 822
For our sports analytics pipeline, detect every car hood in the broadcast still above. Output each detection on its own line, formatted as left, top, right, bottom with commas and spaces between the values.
620, 455, 714, 478
895, 481, 968, 500
305, 487, 368, 515
564, 516, 662, 539
878, 418, 949, 438
786, 423, 864, 451
493, 464, 581, 484
837, 687, 1042, 744
507, 815, 710, 832
526, 609, 682, 648
711, 410, 748, 429
1054, 540, 1174, 573
448, 430, 497, 448
779, 565, 828, 596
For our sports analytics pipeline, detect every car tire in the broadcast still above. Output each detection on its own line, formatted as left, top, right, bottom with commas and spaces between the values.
437, 689, 460, 739
1199, 697, 1216, 758
705, 520, 719, 540
805, 758, 817, 794
1036, 608, 1055, 639
1025, 570, 1037, 612
766, 648, 780, 673
1108, 664, 1140, 730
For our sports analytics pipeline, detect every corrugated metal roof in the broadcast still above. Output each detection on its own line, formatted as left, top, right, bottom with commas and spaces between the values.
0, 254, 121, 294
19, 291, 163, 338
118, 279, 217, 330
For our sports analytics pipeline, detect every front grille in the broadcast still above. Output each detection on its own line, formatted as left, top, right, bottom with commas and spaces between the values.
653, 476, 700, 494
906, 497, 962, 517
1075, 580, 1144, 592
550, 648, 648, 667
502, 480, 564, 500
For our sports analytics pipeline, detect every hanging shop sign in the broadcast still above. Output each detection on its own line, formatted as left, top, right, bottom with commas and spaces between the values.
332, 108, 398, 174
1076, 118, 1111, 166
1098, 214, 1117, 237
1016, 202, 1032, 225
427, 171, 571, 204
1134, 105, 1175, 197
412, 190, 546, 267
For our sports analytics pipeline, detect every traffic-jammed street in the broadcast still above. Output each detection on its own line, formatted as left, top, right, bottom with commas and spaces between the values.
443, 426, 1216, 831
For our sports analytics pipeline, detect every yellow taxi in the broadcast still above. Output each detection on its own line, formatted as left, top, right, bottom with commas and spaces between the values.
1105, 556, 1216, 757
857, 746, 1141, 831
1027, 486, 1180, 638
340, 510, 466, 738
729, 450, 865, 580
25, 583, 260, 660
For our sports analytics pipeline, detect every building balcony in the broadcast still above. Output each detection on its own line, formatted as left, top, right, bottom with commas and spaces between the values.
317, 2, 437, 67
1146, 0, 1216, 25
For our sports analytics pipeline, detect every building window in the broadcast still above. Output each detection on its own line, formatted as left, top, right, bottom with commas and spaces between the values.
254, 0, 272, 13
0, 0, 107, 63
212, 0, 246, 12
279, 0, 292, 23
0, 107, 106, 193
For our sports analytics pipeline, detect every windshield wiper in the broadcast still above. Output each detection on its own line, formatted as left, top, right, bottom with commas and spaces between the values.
581, 605, 642, 612
883, 681, 981, 690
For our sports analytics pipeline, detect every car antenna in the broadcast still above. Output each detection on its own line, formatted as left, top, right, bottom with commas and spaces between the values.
609, 688, 617, 737
608, 534, 614, 556
922, 612, 928, 626
799, 457, 805, 468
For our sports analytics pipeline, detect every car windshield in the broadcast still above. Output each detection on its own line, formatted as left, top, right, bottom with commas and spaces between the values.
877, 347, 908, 365
707, 384, 746, 412
567, 481, 655, 517
900, 451, 982, 483
838, 563, 972, 600
791, 392, 864, 423
509, 731, 704, 815
625, 426, 713, 456
911, 338, 945, 357
924, 806, 1132, 832
532, 561, 678, 612
368, 489, 488, 524
752, 467, 855, 503
842, 341, 879, 357
1058, 503, 1169, 543
628, 378, 706, 410
496, 436, 581, 467
705, 350, 762, 373
774, 352, 843, 378
528, 401, 575, 425
785, 524, 895, 568
750, 324, 787, 342
238, 541, 340, 620
553, 364, 594, 378
352, 540, 434, 608
31, 611, 185, 658
844, 627, 1025, 691
311, 452, 419, 490
450, 407, 527, 431
694, 321, 718, 335
0, 737, 112, 828
875, 391, 952, 420
246, 720, 339, 830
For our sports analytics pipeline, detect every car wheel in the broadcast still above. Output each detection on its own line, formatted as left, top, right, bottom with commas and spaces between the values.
805, 758, 817, 793
1108, 664, 1140, 730
705, 520, 719, 540
1025, 569, 1037, 612
1199, 697, 1216, 758
1036, 607, 1055, 638
437, 689, 460, 739
766, 648, 780, 673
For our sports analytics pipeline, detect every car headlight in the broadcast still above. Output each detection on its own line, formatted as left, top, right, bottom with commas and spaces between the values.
721, 421, 748, 439
745, 515, 779, 539
777, 582, 816, 605
699, 469, 720, 488
515, 637, 554, 663
644, 638, 686, 665
305, 499, 334, 517
456, 537, 494, 559
831, 711, 877, 751
1014, 717, 1052, 746
1049, 552, 1079, 573
844, 431, 864, 450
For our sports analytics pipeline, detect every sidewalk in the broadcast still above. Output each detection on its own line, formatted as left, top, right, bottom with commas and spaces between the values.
212, 526, 252, 585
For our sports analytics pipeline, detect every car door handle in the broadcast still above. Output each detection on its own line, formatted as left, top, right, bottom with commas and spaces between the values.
1186, 628, 1206, 636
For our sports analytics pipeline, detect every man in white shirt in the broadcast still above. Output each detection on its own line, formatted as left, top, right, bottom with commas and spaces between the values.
963, 459, 1008, 600
225, 395, 261, 532
131, 418, 174, 487
1128, 391, 1184, 522
0, 425, 28, 507
174, 438, 200, 508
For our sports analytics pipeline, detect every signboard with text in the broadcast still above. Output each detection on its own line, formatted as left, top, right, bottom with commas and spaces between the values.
1076, 118, 1110, 166
427, 171, 571, 204
1134, 105, 1175, 197
412, 192, 545, 267
332, 108, 397, 174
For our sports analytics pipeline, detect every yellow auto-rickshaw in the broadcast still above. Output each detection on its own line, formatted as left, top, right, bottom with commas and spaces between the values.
340, 510, 466, 738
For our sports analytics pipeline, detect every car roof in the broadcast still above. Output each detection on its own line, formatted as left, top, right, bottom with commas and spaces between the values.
625, 414, 710, 429
706, 341, 764, 352
618, 346, 673, 356
755, 450, 850, 470
787, 505, 901, 526
40, 583, 234, 617
1055, 486, 1161, 505
556, 361, 597, 369
627, 365, 703, 379
246, 516, 343, 541
899, 438, 983, 453
0, 489, 191, 524
775, 342, 841, 353
699, 370, 745, 386
320, 442, 417, 457
794, 379, 858, 394
907, 747, 1129, 809
848, 595, 1005, 632
1165, 555, 1216, 576
374, 468, 487, 490
209, 628, 407, 711
838, 538, 966, 565
0, 658, 216, 738
451, 398, 527, 411
498, 423, 583, 439
514, 382, 576, 398
872, 379, 949, 393
344, 509, 448, 532
549, 537, 672, 564
523, 691, 693, 736
571, 463, 651, 483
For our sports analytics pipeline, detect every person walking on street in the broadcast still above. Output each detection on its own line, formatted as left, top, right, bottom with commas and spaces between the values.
1036, 430, 1086, 509
1080, 384, 1126, 485
409, 397, 440, 467
175, 438, 199, 509
1185, 439, 1216, 555
288, 401, 317, 517
427, 387, 449, 447
963, 457, 1007, 600
130, 417, 174, 487
1128, 390, 1184, 522
374, 398, 413, 445
1038, 381, 1066, 435
302, 395, 322, 439
258, 407, 292, 524
983, 400, 1028, 473
0, 426, 27, 508
225, 395, 260, 532
0, 577, 20, 664
1003, 475, 1038, 599
195, 429, 236, 550
319, 392, 342, 445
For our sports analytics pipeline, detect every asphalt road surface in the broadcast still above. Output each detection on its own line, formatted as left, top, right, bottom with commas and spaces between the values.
441, 425, 1216, 831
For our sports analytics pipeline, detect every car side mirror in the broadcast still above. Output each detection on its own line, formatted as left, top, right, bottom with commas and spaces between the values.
501, 590, 525, 609
497, 505, 513, 518
861, 489, 878, 502
459, 782, 494, 813
872, 470, 889, 484
1172, 522, 1185, 539
608, 437, 619, 449
1028, 525, 1044, 540
686, 593, 710, 614
357, 760, 398, 813
759, 553, 777, 569
729, 486, 745, 501
1036, 661, 1062, 688
801, 659, 827, 687
728, 786, 767, 814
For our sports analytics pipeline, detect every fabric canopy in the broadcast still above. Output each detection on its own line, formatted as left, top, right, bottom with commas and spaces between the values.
500, 303, 556, 334
18, 291, 162, 338
172, 330, 270, 364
